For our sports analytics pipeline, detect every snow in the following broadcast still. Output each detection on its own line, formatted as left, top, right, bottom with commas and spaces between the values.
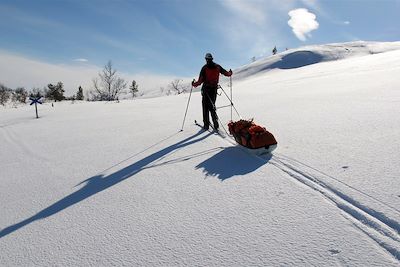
1, 41, 400, 266
233, 41, 400, 80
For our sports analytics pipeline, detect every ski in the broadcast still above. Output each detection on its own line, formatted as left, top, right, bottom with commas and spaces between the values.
194, 120, 228, 138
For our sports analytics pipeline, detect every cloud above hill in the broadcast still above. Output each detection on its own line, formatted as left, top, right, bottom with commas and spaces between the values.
288, 8, 319, 41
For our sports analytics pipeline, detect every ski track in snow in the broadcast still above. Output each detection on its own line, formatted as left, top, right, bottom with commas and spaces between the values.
214, 128, 400, 261
270, 156, 400, 261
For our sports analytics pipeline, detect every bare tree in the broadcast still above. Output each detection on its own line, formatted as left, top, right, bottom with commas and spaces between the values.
29, 87, 44, 98
85, 89, 97, 101
92, 60, 127, 101
14, 87, 28, 103
169, 79, 188, 95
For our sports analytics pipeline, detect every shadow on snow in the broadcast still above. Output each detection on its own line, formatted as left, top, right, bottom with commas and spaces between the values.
0, 129, 213, 238
265, 51, 324, 70
196, 146, 271, 181
235, 50, 324, 79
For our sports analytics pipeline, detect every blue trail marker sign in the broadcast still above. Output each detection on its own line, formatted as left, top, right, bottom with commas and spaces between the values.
30, 97, 43, 118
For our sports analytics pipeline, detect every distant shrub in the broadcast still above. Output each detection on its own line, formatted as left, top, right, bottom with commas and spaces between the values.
76, 86, 84, 100
14, 87, 28, 103
129, 80, 139, 98
169, 79, 188, 95
29, 87, 45, 98
0, 83, 12, 106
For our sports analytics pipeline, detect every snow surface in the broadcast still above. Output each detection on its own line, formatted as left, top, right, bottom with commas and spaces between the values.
1, 41, 400, 266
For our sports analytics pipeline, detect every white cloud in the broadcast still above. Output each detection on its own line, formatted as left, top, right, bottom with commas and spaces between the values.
73, 58, 89, 62
218, 0, 294, 58
288, 8, 319, 41
343, 21, 350, 25
219, 0, 266, 25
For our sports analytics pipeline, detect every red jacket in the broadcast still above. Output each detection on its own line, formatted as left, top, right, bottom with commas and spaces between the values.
193, 62, 232, 87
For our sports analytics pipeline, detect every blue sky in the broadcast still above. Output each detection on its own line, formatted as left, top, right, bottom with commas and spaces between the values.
1, 0, 399, 92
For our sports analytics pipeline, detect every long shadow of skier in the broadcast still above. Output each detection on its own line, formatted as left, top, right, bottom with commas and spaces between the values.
0, 130, 212, 238
196, 146, 271, 181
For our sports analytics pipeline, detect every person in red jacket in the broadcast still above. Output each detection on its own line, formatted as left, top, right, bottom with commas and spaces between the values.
192, 53, 232, 130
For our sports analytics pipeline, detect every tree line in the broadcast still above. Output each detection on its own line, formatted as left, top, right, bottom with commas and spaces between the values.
1, 60, 189, 106
0, 81, 81, 106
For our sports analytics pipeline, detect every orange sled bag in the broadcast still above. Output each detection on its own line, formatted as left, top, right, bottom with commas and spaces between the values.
228, 119, 277, 152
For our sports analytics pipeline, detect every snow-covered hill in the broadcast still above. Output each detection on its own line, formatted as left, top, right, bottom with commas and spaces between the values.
233, 41, 400, 80
1, 41, 400, 266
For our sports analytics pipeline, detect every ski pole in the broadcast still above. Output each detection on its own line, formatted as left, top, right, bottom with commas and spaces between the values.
219, 85, 242, 119
180, 82, 194, 131
205, 92, 230, 136
230, 76, 233, 121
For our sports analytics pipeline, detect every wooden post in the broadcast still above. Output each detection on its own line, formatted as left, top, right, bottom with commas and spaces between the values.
30, 97, 42, 119
35, 102, 38, 118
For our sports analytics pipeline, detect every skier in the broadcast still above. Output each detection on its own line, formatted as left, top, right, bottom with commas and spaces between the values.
192, 53, 232, 130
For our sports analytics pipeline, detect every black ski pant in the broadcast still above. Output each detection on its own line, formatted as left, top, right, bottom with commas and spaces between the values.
202, 85, 219, 129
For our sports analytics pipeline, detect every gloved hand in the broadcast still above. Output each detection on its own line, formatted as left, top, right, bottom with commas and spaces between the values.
228, 69, 233, 76
191, 79, 196, 87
